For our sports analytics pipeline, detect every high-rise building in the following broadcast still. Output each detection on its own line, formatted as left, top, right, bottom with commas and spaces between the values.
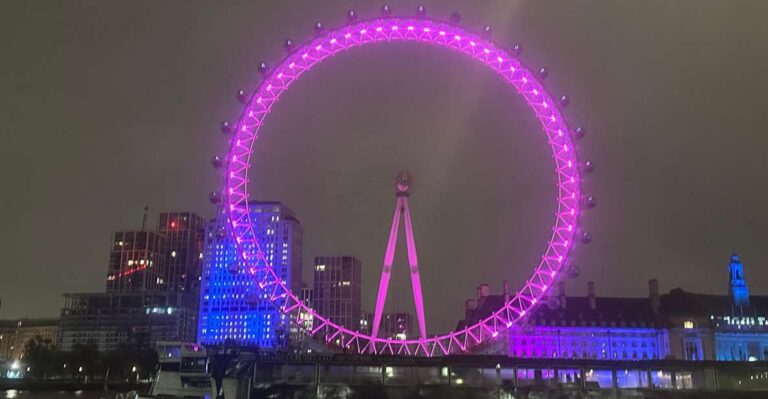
198, 201, 303, 348
157, 212, 205, 293
379, 313, 413, 339
59, 292, 196, 352
358, 311, 412, 339
312, 256, 361, 331
298, 285, 314, 333
359, 311, 371, 334
61, 211, 203, 351
106, 231, 166, 292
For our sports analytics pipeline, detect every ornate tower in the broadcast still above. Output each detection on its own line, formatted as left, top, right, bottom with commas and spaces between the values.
728, 253, 750, 306
371, 172, 427, 339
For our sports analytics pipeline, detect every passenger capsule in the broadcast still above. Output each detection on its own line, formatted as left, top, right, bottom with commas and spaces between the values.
583, 196, 597, 209
559, 95, 570, 107
211, 155, 223, 169
538, 66, 549, 79
381, 4, 392, 16
209, 191, 222, 204
450, 12, 461, 24
236, 89, 249, 104
347, 9, 357, 23
582, 160, 595, 174
284, 39, 295, 52
220, 121, 232, 135
580, 231, 592, 244
573, 126, 586, 140
416, 5, 426, 17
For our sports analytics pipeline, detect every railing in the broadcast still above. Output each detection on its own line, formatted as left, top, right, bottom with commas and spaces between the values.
246, 353, 768, 393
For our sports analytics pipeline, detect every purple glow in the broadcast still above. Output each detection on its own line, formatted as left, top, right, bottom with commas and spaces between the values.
371, 196, 401, 339
371, 189, 427, 340
223, 16, 583, 356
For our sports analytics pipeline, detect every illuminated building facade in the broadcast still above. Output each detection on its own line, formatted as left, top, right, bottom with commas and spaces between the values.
198, 201, 303, 348
379, 313, 413, 339
458, 253, 768, 362
158, 212, 205, 293
459, 281, 669, 360
359, 311, 413, 339
60, 211, 202, 351
106, 231, 166, 292
0, 321, 14, 361
296, 285, 314, 341
312, 256, 361, 331
59, 292, 196, 352
728, 253, 750, 306
662, 254, 768, 361
0, 318, 59, 361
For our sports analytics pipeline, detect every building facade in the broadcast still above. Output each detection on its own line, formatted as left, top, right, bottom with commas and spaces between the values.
661, 254, 768, 361
0, 321, 15, 361
106, 231, 166, 292
59, 292, 196, 352
459, 281, 670, 360
198, 201, 303, 348
0, 318, 59, 361
458, 253, 768, 363
359, 311, 413, 339
60, 211, 203, 352
378, 313, 413, 339
157, 212, 205, 293
312, 256, 362, 331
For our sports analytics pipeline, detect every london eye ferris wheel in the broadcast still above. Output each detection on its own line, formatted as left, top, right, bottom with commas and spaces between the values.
210, 5, 595, 356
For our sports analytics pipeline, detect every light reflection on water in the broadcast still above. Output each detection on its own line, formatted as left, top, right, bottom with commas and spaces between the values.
4, 391, 120, 399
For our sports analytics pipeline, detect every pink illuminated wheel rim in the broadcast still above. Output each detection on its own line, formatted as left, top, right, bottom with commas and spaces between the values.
224, 16, 583, 356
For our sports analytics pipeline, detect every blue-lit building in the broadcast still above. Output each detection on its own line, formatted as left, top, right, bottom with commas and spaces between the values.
60, 211, 204, 352
459, 281, 669, 360
198, 201, 303, 348
460, 253, 768, 362
662, 254, 768, 361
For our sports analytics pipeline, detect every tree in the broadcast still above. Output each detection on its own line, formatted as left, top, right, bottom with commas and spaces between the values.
103, 344, 134, 381
70, 343, 100, 380
23, 335, 58, 379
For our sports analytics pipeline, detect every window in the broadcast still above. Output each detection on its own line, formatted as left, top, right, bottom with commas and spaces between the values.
684, 339, 702, 361
683, 320, 695, 329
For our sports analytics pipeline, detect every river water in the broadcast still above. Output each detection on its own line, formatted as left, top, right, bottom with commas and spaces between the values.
4, 390, 131, 399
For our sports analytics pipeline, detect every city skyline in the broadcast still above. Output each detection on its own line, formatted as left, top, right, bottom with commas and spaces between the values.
2, 1, 768, 336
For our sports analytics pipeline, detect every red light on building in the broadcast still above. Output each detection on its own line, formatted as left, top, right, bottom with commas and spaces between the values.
170, 221, 177, 228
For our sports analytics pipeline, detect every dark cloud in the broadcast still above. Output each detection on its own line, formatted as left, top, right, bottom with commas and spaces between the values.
1, 1, 767, 334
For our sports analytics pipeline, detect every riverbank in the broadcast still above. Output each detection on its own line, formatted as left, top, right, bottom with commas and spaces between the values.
0, 381, 148, 393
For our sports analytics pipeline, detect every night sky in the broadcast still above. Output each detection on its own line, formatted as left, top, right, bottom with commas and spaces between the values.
1, 1, 767, 334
